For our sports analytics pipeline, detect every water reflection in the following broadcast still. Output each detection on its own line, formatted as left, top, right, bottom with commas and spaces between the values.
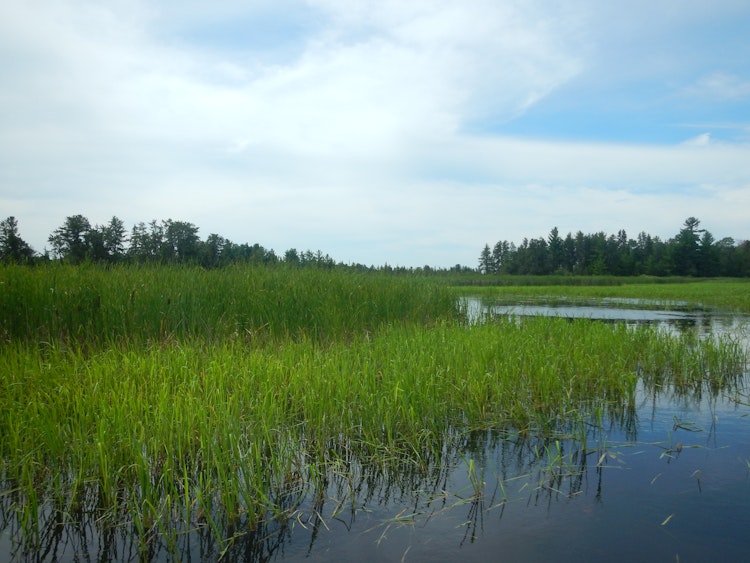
462, 296, 750, 343
3, 377, 748, 562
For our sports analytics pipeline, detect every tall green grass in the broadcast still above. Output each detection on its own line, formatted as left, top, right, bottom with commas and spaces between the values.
0, 264, 457, 345
2, 318, 746, 553
1, 264, 748, 558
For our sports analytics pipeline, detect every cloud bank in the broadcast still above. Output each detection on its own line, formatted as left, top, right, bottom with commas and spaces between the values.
1, 0, 748, 266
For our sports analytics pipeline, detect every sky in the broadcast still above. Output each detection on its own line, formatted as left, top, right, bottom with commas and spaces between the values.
1, 0, 749, 268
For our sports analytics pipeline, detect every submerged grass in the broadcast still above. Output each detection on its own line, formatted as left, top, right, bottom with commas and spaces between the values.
2, 320, 746, 551
0, 265, 748, 559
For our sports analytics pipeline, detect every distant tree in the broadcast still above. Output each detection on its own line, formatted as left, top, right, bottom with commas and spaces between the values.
284, 248, 301, 266
615, 229, 635, 275
84, 226, 108, 262
127, 220, 165, 262
697, 230, 719, 277
490, 241, 501, 273
479, 216, 750, 278
492, 241, 511, 273
310, 249, 334, 268
128, 222, 154, 262
734, 240, 750, 277
715, 237, 738, 276
547, 227, 564, 272
478, 244, 492, 274
102, 216, 127, 261
633, 232, 652, 274
506, 237, 550, 275
200, 233, 228, 268
527, 237, 549, 274
0, 216, 35, 264
48, 215, 91, 263
573, 231, 589, 274
645, 236, 671, 276
264, 248, 279, 264
562, 233, 576, 273
163, 220, 200, 263
301, 250, 316, 266
671, 217, 703, 276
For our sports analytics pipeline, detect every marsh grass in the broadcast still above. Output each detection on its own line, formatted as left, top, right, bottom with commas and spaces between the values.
0, 264, 457, 345
0, 265, 748, 559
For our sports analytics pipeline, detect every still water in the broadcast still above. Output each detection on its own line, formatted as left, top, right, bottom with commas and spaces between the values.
291, 388, 750, 562
463, 295, 750, 341
252, 294, 750, 562
2, 299, 749, 562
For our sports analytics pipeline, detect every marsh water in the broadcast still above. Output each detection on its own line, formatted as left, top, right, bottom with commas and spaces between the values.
463, 296, 750, 341
2, 298, 749, 562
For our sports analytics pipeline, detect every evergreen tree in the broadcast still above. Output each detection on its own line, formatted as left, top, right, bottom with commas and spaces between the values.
672, 217, 703, 276
478, 244, 493, 274
102, 216, 127, 261
697, 230, 719, 277
48, 215, 91, 263
547, 227, 564, 273
0, 216, 35, 264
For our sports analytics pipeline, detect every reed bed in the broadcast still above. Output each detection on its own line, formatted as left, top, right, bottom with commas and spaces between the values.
0, 264, 456, 345
0, 265, 748, 559
2, 321, 746, 554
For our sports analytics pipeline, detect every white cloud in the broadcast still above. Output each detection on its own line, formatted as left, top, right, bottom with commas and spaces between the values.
0, 0, 588, 172
1, 1, 749, 266
682, 132, 712, 147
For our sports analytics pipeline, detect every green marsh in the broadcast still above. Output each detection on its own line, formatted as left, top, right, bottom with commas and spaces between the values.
0, 265, 747, 560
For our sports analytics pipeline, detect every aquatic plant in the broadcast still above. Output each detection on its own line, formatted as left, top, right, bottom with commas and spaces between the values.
0, 263, 458, 345
0, 265, 747, 560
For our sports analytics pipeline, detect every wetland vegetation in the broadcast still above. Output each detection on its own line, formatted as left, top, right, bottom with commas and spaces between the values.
1, 265, 748, 561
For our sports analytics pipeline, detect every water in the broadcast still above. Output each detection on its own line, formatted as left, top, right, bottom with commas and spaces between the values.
241, 386, 750, 562
2, 299, 749, 562
463, 295, 750, 342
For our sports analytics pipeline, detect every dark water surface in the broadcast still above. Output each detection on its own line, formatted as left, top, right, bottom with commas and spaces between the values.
2, 300, 749, 562
262, 385, 750, 562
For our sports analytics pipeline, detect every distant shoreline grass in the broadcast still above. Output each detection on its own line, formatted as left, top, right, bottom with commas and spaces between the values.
455, 279, 750, 313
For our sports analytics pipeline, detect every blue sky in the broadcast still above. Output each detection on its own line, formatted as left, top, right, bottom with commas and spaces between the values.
1, 0, 749, 267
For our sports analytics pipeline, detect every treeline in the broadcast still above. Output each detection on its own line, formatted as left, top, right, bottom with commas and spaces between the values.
1, 215, 330, 268
0, 214, 470, 273
3, 214, 748, 277
479, 218, 750, 277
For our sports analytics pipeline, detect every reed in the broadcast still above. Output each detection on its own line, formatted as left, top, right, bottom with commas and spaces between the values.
1, 265, 747, 558
3, 320, 745, 522
0, 263, 457, 345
